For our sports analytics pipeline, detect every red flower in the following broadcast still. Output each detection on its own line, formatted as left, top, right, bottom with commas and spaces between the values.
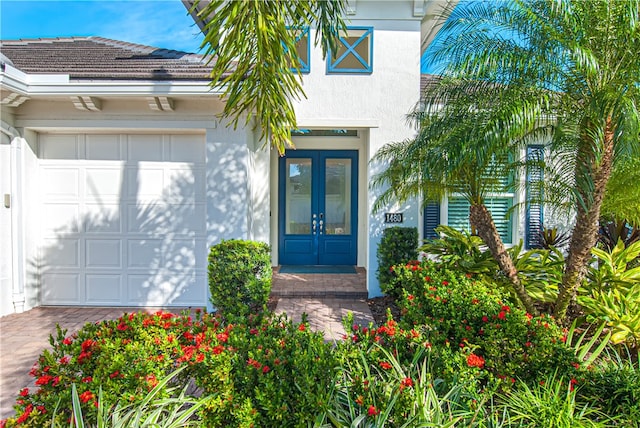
424, 276, 431, 282
498, 311, 507, 320
355, 395, 364, 406
81, 339, 95, 352
466, 353, 485, 368
262, 365, 270, 374
407, 294, 414, 301
212, 345, 224, 354
216, 332, 229, 343
471, 299, 479, 304
79, 391, 95, 403
482, 316, 489, 322
109, 371, 120, 379
15, 404, 33, 424
146, 374, 158, 389
367, 405, 379, 417
442, 280, 449, 286
62, 337, 73, 346
298, 323, 306, 332
570, 378, 578, 391
400, 377, 413, 390
36, 375, 53, 386
116, 322, 128, 331
19, 388, 29, 397
59, 356, 70, 365
82, 376, 92, 383
379, 361, 392, 370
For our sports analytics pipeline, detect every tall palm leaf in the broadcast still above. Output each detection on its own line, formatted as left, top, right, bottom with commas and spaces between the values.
192, 0, 347, 155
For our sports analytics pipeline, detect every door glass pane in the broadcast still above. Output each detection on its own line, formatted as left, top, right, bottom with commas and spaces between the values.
285, 158, 312, 234
324, 158, 351, 235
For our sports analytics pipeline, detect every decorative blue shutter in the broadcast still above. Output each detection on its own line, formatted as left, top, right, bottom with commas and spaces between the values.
423, 202, 440, 240
526, 146, 544, 249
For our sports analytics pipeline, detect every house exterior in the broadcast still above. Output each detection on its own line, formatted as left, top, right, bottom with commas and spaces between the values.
1, 0, 546, 317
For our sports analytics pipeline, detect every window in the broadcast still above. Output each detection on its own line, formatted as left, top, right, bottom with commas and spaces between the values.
287, 27, 310, 73
447, 197, 514, 244
327, 27, 373, 73
445, 154, 516, 244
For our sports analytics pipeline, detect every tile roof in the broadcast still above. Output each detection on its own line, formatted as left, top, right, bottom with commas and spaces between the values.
0, 37, 215, 81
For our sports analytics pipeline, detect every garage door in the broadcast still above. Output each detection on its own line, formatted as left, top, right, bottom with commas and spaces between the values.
39, 133, 207, 306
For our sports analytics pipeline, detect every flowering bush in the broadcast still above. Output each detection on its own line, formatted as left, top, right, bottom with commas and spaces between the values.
332, 314, 487, 425
185, 313, 337, 427
4, 310, 335, 427
392, 260, 578, 386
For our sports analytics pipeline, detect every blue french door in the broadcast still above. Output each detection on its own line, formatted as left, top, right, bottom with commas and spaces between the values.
279, 150, 358, 265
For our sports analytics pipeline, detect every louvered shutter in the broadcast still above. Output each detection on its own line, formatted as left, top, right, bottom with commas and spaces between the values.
525, 146, 544, 249
423, 202, 440, 240
448, 197, 513, 244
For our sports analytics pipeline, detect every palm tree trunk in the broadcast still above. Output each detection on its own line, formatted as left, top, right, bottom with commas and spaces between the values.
469, 203, 539, 315
554, 121, 616, 321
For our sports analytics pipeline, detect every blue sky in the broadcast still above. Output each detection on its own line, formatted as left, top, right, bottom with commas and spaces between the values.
1, 0, 205, 53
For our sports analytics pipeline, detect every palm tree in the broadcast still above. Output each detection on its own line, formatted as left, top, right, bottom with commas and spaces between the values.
424, 0, 639, 321
189, 0, 347, 155
372, 76, 544, 315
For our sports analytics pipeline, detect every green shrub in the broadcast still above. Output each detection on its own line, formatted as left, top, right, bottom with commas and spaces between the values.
576, 349, 640, 427
392, 260, 578, 385
208, 239, 272, 319
5, 311, 195, 427
187, 313, 337, 427
5, 311, 335, 428
377, 227, 418, 298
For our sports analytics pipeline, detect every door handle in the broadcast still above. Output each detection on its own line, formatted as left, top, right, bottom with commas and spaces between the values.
312, 219, 317, 234
319, 219, 324, 234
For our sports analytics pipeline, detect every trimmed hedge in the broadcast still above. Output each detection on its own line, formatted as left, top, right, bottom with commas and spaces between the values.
208, 239, 272, 319
376, 227, 418, 298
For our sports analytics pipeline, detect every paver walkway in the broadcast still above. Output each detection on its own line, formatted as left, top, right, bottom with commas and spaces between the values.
0, 269, 373, 420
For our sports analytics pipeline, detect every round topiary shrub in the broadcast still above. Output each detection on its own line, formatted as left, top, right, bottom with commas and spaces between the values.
208, 239, 272, 318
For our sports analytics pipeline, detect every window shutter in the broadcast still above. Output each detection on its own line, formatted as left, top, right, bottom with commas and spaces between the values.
423, 202, 440, 240
448, 197, 513, 244
526, 146, 544, 249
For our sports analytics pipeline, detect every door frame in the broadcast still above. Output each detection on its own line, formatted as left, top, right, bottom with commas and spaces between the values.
268, 131, 369, 268
278, 149, 358, 265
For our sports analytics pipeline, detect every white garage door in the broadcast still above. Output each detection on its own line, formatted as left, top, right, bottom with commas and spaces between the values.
39, 133, 207, 306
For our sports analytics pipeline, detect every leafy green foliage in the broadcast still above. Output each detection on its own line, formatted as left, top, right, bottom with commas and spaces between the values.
187, 314, 336, 427
392, 261, 577, 385
580, 240, 640, 348
208, 239, 272, 319
600, 157, 640, 227
537, 226, 571, 250
419, 225, 498, 275
193, 0, 347, 154
376, 227, 418, 298
4, 311, 335, 427
576, 348, 640, 427
328, 340, 484, 427
61, 368, 203, 428
498, 372, 615, 428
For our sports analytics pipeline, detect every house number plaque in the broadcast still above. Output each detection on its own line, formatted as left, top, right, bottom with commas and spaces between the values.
384, 213, 404, 223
